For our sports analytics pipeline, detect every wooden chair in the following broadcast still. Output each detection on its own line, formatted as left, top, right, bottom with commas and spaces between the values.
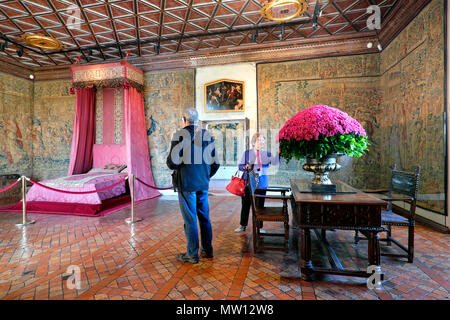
247, 171, 291, 253
355, 164, 421, 263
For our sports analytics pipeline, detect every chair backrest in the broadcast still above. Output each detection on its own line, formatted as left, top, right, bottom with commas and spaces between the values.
388, 164, 421, 220
390, 164, 421, 200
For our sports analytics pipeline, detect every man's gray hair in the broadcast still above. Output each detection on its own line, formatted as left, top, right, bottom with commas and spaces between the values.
182, 108, 199, 125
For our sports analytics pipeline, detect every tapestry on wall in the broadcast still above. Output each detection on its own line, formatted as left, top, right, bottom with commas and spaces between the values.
257, 0, 445, 214
0, 61, 160, 217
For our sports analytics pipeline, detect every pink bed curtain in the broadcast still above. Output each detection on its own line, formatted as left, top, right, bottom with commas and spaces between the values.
68, 87, 96, 175
123, 85, 161, 201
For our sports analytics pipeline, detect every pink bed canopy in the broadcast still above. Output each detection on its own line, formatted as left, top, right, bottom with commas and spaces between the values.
68, 60, 160, 201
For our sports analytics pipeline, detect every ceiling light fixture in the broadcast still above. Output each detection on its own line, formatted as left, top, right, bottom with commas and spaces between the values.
261, 0, 308, 22
21, 34, 63, 51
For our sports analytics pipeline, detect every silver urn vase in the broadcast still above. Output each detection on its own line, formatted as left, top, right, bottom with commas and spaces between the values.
302, 154, 342, 192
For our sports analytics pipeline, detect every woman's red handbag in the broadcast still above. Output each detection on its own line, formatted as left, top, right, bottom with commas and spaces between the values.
226, 170, 247, 197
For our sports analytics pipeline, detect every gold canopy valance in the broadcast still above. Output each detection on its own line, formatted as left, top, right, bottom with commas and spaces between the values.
70, 60, 145, 93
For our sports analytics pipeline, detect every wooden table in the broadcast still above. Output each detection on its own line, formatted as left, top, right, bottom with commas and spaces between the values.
290, 179, 387, 281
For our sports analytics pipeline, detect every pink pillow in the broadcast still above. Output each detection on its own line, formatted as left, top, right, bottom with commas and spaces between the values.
102, 164, 127, 171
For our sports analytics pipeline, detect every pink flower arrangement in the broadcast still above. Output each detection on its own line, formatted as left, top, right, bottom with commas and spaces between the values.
278, 105, 369, 161
278, 105, 366, 142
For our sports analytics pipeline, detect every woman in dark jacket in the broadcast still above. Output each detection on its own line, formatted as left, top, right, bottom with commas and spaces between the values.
235, 133, 279, 233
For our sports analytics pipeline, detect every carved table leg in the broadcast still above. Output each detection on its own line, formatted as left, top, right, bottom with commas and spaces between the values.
367, 231, 384, 281
300, 227, 313, 281
321, 229, 326, 241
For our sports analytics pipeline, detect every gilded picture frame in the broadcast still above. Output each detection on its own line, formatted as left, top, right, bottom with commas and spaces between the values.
204, 79, 245, 113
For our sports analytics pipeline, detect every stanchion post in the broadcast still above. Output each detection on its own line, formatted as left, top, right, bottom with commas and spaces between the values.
125, 174, 142, 224
16, 176, 35, 227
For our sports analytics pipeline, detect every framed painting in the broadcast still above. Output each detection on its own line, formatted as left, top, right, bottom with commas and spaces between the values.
204, 79, 245, 113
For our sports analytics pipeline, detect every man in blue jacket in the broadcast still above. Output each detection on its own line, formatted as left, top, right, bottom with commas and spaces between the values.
167, 108, 220, 264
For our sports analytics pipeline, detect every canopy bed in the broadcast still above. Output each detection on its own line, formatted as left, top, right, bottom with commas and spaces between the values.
0, 60, 160, 216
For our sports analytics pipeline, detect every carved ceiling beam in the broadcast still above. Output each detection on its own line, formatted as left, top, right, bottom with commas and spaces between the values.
0, 56, 34, 80
0, 0, 434, 80
134, 32, 380, 72
378, 0, 432, 48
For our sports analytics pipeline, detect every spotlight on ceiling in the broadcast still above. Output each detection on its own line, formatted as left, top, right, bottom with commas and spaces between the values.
251, 30, 259, 42
85, 48, 93, 62
312, 1, 320, 31
1, 39, 8, 51
17, 46, 24, 57
29, 74, 34, 80
279, 24, 285, 40
367, 42, 373, 49
377, 43, 383, 51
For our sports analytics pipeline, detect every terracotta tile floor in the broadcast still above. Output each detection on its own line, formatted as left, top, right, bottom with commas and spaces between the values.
0, 195, 449, 300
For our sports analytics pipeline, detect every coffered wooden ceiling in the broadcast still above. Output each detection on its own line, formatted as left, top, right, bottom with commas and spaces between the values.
0, 0, 401, 68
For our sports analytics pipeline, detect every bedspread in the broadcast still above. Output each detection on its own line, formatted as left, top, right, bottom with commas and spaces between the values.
26, 172, 128, 205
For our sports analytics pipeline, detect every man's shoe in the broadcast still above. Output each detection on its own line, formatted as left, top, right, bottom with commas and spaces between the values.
176, 253, 199, 264
201, 249, 214, 259
234, 226, 246, 232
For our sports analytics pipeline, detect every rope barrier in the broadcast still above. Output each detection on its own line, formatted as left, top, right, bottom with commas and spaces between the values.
3, 173, 174, 226
0, 178, 21, 194
135, 177, 173, 190
2, 175, 172, 195
26, 177, 128, 195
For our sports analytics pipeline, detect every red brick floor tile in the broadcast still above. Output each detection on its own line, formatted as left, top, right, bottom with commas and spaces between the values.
0, 196, 448, 301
